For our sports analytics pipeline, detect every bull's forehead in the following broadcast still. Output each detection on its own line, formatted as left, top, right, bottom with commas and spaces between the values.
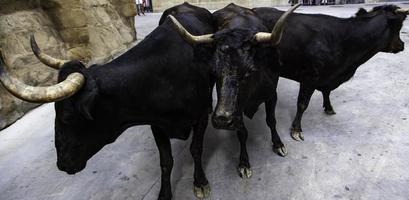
213, 28, 257, 47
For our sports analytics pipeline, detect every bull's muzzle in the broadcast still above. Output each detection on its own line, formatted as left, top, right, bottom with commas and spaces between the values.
212, 110, 235, 130
389, 40, 404, 53
57, 160, 86, 175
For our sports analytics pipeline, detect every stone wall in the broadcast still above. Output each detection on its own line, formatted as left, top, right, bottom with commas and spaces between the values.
0, 0, 137, 130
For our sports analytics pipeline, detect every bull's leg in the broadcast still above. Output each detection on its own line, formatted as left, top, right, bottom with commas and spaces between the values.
151, 126, 174, 200
265, 93, 287, 157
322, 90, 336, 115
291, 84, 315, 141
208, 81, 215, 114
236, 122, 252, 179
190, 114, 210, 199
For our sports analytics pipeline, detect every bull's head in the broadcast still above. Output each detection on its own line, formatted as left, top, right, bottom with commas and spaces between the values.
387, 7, 408, 53
0, 37, 114, 174
169, 4, 300, 130
357, 5, 408, 53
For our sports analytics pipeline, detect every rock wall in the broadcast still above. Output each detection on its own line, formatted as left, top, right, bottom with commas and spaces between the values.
0, 0, 137, 130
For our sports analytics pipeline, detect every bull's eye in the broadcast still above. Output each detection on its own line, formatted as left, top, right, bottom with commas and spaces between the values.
221, 45, 230, 52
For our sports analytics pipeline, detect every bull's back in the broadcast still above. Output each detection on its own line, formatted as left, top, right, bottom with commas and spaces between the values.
254, 7, 348, 85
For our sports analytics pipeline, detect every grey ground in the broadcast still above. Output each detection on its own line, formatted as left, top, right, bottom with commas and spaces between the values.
1, 3, 409, 200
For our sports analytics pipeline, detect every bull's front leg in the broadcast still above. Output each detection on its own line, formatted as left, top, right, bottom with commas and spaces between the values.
190, 114, 210, 199
236, 121, 252, 179
291, 84, 315, 141
265, 92, 287, 157
322, 90, 336, 115
151, 126, 174, 200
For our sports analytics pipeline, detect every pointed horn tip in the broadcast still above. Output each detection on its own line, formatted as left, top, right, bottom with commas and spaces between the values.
30, 35, 41, 54
293, 3, 301, 8
167, 15, 178, 24
288, 3, 301, 13
0, 54, 5, 74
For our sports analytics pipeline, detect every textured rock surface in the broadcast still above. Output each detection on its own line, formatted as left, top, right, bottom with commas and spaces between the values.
0, 0, 137, 130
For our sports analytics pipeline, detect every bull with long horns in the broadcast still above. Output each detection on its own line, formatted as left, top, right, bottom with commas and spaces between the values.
0, 3, 215, 200
170, 3, 300, 178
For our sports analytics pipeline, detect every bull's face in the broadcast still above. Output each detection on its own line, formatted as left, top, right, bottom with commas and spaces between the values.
0, 37, 111, 175
212, 29, 257, 129
54, 107, 102, 175
382, 12, 406, 53
359, 6, 409, 53
54, 115, 99, 174
53, 65, 112, 175
54, 121, 115, 175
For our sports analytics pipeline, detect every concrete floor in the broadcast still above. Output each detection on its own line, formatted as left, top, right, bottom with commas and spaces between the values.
1, 3, 409, 200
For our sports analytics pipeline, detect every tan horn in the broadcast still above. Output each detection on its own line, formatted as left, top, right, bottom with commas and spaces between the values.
168, 15, 214, 45
255, 3, 301, 45
30, 35, 69, 70
396, 8, 409, 14
0, 53, 85, 103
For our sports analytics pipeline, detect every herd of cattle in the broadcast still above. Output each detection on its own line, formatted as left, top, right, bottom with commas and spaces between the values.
0, 2, 408, 200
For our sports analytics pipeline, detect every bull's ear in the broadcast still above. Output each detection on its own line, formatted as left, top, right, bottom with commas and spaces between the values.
75, 76, 99, 120
356, 8, 368, 16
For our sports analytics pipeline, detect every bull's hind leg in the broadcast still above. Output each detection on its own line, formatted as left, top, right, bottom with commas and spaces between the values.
190, 114, 210, 199
322, 90, 336, 115
265, 93, 287, 157
291, 84, 315, 141
151, 126, 174, 200
236, 122, 252, 179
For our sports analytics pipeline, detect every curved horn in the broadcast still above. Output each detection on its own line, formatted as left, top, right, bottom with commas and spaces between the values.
30, 35, 69, 70
168, 15, 214, 45
396, 8, 409, 14
255, 3, 301, 45
0, 54, 85, 103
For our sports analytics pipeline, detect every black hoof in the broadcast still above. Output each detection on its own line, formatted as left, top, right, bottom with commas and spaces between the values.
324, 109, 336, 115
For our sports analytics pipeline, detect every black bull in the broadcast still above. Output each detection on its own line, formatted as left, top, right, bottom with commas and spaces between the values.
253, 5, 408, 141
0, 3, 215, 200
171, 3, 300, 179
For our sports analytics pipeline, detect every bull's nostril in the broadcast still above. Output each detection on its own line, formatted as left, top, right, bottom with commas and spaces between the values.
214, 115, 233, 126
219, 116, 232, 123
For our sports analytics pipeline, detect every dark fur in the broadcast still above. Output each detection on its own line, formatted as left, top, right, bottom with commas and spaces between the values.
211, 3, 286, 176
54, 3, 215, 200
253, 5, 406, 137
